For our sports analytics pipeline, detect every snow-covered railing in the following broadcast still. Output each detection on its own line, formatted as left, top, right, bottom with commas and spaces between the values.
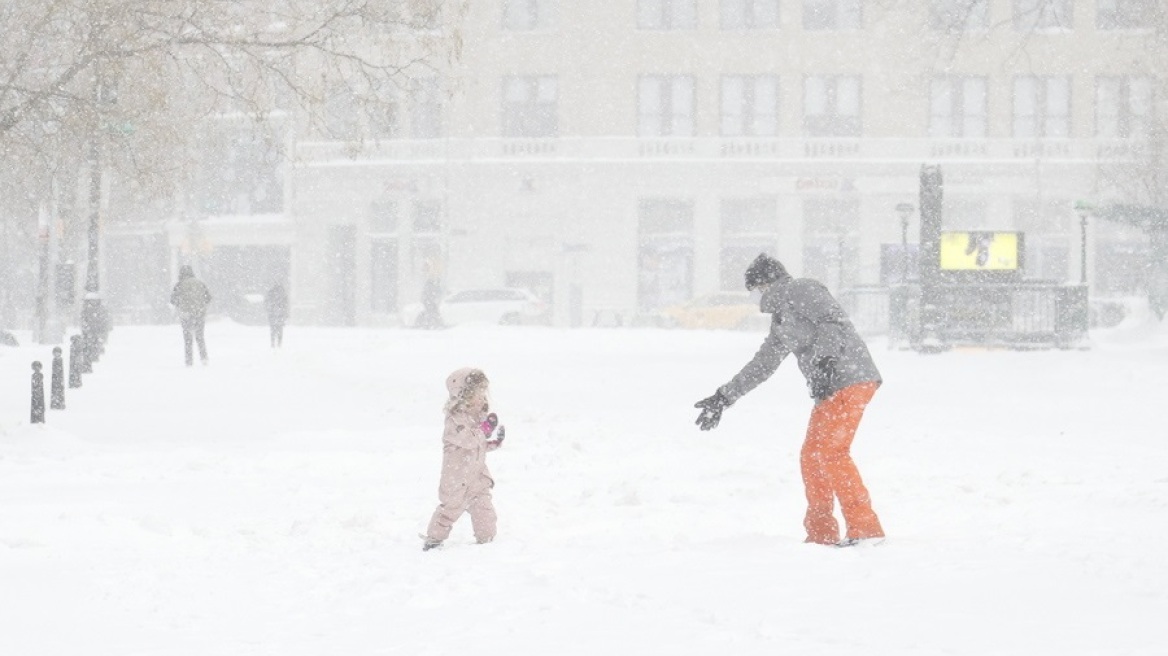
295, 137, 1145, 165
888, 283, 1089, 350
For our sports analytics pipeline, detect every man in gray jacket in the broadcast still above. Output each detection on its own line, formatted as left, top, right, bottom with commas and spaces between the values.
694, 253, 885, 547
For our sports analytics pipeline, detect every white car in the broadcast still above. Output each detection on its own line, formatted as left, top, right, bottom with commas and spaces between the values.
401, 287, 549, 327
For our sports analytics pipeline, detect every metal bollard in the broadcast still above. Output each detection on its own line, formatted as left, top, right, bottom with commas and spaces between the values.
51, 347, 65, 410
31, 361, 45, 424
80, 331, 93, 373
68, 335, 83, 388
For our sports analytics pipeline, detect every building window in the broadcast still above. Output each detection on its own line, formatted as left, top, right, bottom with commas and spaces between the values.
638, 75, 695, 136
1013, 76, 1070, 138
1014, 0, 1073, 31
640, 199, 694, 234
502, 76, 558, 137
402, 0, 441, 31
328, 85, 401, 140
722, 0, 780, 29
410, 77, 443, 138
197, 122, 285, 215
721, 76, 779, 136
359, 80, 402, 140
1014, 198, 1070, 282
803, 0, 862, 30
721, 197, 778, 290
1096, 77, 1153, 138
638, 199, 694, 310
929, 76, 987, 138
371, 240, 399, 313
803, 76, 861, 137
367, 94, 401, 140
369, 200, 399, 234
930, 0, 989, 32
413, 200, 442, 233
638, 0, 697, 29
323, 87, 360, 140
943, 197, 988, 230
802, 197, 860, 290
503, 0, 558, 30
1097, 0, 1152, 30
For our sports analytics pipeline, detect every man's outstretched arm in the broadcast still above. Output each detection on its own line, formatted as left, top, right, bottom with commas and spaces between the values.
719, 320, 790, 404
694, 320, 790, 430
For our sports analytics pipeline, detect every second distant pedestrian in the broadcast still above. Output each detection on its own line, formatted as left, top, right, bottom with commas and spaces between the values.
264, 283, 289, 348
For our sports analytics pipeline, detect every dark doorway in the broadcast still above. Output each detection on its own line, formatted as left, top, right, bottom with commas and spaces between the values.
203, 245, 291, 325
326, 225, 357, 325
371, 239, 399, 314
638, 241, 693, 311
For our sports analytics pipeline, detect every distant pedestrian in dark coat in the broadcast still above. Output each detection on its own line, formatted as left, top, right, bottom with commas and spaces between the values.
264, 283, 289, 348
170, 265, 212, 366
417, 276, 444, 329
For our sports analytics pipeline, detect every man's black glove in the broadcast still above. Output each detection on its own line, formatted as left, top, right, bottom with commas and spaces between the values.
694, 390, 731, 431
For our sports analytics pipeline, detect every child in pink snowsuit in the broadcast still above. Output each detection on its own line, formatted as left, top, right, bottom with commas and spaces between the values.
423, 368, 504, 551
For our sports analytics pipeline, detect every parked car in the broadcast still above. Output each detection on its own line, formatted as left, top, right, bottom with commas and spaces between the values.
401, 287, 549, 327
659, 291, 768, 331
225, 292, 269, 325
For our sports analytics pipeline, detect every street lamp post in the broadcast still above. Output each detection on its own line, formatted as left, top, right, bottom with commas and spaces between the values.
35, 202, 51, 343
1079, 213, 1088, 285
896, 202, 915, 284
81, 74, 115, 358
81, 116, 104, 357
1074, 201, 1091, 285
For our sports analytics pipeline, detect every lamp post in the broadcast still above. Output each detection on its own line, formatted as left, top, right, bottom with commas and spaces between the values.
80, 116, 106, 359
82, 73, 115, 355
1074, 201, 1092, 285
35, 202, 51, 343
896, 202, 915, 284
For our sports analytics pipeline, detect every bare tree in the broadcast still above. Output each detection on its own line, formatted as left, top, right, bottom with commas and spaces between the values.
0, 0, 464, 327
0, 0, 466, 212
1, 0, 464, 140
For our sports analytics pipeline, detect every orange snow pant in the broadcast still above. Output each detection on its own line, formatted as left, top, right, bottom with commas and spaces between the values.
801, 382, 884, 545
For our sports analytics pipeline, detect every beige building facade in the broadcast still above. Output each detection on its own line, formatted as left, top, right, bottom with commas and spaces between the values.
275, 0, 1164, 327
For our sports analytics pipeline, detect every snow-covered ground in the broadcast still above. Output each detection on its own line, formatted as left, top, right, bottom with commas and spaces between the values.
1, 317, 1166, 655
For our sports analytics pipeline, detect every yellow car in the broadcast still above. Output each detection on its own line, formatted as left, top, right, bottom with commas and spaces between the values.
660, 292, 769, 331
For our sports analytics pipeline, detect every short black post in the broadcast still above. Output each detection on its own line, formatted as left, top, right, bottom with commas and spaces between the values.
92, 325, 105, 362
51, 347, 66, 410
31, 361, 45, 424
80, 330, 93, 373
68, 335, 83, 388
98, 304, 110, 356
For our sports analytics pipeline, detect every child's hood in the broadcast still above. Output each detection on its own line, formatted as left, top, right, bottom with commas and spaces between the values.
446, 367, 484, 397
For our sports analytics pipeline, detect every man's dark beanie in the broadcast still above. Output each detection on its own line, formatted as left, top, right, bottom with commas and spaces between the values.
744, 253, 788, 290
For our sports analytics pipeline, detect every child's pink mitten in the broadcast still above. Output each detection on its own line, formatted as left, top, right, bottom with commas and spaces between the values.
481, 413, 499, 438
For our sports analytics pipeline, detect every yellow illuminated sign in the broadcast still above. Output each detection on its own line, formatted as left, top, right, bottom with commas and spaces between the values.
939, 232, 1020, 271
